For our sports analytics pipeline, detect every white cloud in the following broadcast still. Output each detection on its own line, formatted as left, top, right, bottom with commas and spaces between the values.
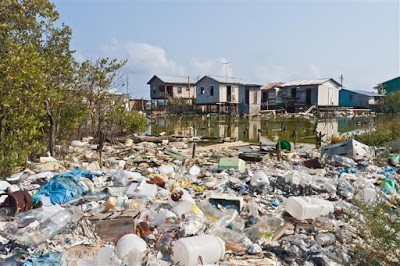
188, 57, 234, 78
254, 63, 328, 84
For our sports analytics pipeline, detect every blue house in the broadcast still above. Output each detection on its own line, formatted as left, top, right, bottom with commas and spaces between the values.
339, 88, 384, 110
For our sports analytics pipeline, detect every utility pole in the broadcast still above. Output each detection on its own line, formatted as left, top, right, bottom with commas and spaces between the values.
339, 74, 344, 87
188, 76, 191, 105
222, 61, 230, 82
126, 75, 130, 111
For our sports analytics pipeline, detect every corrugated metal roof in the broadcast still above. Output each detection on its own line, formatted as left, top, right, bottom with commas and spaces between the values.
280, 78, 332, 87
376, 76, 400, 86
198, 76, 261, 86
147, 75, 195, 84
261, 82, 284, 90
350, 89, 385, 97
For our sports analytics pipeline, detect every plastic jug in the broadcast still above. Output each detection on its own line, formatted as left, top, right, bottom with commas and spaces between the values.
115, 234, 147, 264
286, 196, 334, 220
171, 235, 225, 266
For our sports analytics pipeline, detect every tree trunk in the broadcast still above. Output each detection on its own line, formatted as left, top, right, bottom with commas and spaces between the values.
45, 100, 56, 156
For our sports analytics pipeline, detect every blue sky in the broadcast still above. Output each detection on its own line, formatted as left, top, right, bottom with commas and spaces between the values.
54, 0, 399, 99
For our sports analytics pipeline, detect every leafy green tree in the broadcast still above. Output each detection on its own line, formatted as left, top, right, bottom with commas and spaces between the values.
379, 91, 400, 113
0, 0, 84, 175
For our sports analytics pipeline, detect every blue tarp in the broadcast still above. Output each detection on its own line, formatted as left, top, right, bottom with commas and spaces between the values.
33, 168, 100, 205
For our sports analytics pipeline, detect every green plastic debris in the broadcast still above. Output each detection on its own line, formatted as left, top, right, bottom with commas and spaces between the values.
276, 140, 291, 152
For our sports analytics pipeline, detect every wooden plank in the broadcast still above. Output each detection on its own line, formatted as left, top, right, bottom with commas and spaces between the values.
93, 217, 135, 243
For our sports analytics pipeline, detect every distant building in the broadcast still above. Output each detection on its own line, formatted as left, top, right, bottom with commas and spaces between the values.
261, 82, 284, 110
339, 89, 384, 110
129, 99, 148, 111
147, 75, 196, 110
278, 78, 341, 112
195, 76, 261, 115
375, 76, 400, 95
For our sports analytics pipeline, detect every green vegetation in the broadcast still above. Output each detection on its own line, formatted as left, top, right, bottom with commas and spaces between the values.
0, 1, 146, 177
356, 115, 400, 147
350, 200, 400, 266
355, 92, 400, 146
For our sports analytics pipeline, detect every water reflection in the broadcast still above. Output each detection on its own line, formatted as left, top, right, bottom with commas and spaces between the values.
147, 115, 373, 145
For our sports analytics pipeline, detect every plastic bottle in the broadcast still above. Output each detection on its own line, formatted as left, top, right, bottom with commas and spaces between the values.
0, 207, 13, 220
315, 233, 336, 246
331, 155, 357, 168
209, 227, 253, 248
248, 199, 260, 219
82, 191, 110, 201
14, 208, 44, 227
244, 214, 284, 242
24, 209, 75, 245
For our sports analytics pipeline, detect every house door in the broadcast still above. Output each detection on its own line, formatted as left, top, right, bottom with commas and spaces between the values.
245, 88, 249, 104
167, 86, 173, 97
227, 86, 232, 102
306, 89, 312, 105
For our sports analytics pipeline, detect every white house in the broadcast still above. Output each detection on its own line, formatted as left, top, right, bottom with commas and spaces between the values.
277, 78, 341, 112
195, 76, 262, 115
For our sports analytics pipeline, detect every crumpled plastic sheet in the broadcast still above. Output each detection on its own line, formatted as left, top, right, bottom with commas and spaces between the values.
21, 252, 61, 266
33, 168, 100, 204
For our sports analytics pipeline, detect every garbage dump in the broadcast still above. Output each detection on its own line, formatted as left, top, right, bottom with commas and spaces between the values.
0, 136, 399, 265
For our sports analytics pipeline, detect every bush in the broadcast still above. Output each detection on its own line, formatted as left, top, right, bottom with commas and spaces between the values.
104, 104, 147, 136
350, 200, 400, 266
377, 91, 400, 113
356, 115, 400, 146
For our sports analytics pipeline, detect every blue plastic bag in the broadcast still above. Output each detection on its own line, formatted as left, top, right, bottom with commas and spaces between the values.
34, 168, 100, 204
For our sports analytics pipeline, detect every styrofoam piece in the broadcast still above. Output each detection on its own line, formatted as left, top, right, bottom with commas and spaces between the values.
208, 193, 244, 212
321, 139, 373, 160
217, 158, 246, 173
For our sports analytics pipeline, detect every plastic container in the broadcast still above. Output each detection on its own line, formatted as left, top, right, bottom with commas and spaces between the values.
115, 234, 147, 262
286, 196, 334, 220
126, 180, 158, 199
171, 235, 225, 266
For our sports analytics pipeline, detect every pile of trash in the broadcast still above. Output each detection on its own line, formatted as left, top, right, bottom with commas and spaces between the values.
0, 137, 399, 265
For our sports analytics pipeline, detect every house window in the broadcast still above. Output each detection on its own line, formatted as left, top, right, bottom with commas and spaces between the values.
209, 86, 214, 96
186, 87, 190, 92
177, 87, 182, 94
200, 87, 205, 94
153, 90, 156, 94
349, 95, 353, 101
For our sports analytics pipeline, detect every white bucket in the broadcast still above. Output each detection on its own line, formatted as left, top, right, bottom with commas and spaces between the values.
115, 234, 147, 261
171, 235, 225, 266
286, 196, 334, 220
